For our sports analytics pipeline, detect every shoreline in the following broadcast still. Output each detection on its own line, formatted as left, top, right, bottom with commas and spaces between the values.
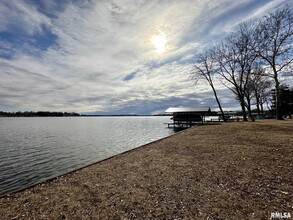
0, 120, 292, 219
0, 124, 185, 198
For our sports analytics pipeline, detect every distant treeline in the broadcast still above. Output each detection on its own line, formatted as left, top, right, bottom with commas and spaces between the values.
0, 111, 81, 117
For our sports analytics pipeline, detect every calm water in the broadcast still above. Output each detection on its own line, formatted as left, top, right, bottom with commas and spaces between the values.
0, 116, 174, 196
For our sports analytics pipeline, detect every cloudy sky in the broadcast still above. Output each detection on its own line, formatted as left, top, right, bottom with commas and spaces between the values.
0, 0, 292, 114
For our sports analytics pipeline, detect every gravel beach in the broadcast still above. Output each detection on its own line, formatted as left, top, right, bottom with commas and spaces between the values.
0, 120, 292, 219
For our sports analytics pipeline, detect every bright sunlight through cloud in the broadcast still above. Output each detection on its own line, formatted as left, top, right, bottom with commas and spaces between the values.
151, 33, 167, 53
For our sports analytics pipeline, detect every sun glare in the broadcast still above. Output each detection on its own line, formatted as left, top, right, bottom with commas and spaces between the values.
151, 33, 167, 53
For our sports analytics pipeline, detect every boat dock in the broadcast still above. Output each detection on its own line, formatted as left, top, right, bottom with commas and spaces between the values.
164, 107, 211, 129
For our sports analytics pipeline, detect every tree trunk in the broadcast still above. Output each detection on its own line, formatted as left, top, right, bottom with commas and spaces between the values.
211, 84, 226, 122
240, 98, 248, 121
255, 90, 261, 115
274, 70, 283, 120
260, 100, 264, 116
246, 96, 252, 118
256, 103, 261, 116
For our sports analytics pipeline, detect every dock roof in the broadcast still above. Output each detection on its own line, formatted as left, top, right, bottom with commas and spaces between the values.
165, 107, 211, 113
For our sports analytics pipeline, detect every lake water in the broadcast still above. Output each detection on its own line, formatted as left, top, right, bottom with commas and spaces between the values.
0, 116, 174, 196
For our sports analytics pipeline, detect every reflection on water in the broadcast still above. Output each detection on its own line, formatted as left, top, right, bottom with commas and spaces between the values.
0, 116, 174, 196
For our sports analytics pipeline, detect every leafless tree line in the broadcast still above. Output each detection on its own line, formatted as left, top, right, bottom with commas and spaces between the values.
191, 6, 293, 121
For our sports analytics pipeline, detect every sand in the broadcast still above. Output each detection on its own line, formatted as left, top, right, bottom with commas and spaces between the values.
0, 120, 292, 219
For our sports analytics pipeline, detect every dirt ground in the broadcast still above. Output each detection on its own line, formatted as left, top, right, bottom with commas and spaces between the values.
0, 119, 292, 220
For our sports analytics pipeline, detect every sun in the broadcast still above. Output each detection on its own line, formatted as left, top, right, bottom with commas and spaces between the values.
151, 33, 167, 53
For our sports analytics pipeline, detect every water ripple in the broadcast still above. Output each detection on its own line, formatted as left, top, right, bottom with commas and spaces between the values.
0, 116, 174, 196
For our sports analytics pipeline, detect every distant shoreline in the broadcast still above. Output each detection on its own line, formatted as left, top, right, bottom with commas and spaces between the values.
0, 114, 170, 117
0, 110, 170, 117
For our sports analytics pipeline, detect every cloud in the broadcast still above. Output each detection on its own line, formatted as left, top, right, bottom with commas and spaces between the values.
0, 0, 52, 35
0, 0, 291, 114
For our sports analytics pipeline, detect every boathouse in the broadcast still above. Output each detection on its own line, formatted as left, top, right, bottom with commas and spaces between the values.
165, 107, 211, 128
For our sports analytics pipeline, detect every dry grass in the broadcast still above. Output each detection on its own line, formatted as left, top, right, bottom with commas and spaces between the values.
0, 120, 293, 219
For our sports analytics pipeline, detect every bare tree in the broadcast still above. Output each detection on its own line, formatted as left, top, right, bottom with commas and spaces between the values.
244, 74, 254, 118
254, 6, 293, 120
215, 22, 257, 121
191, 49, 226, 121
249, 68, 273, 116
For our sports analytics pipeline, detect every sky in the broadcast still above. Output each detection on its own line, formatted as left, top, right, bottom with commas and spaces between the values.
0, 0, 292, 115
